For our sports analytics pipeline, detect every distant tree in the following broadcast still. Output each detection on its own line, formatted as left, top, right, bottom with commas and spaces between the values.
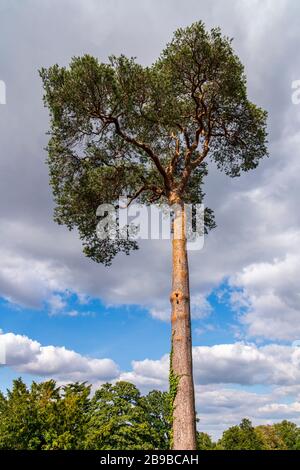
40, 21, 268, 449
255, 424, 287, 450
219, 418, 264, 450
273, 420, 300, 450
197, 431, 216, 450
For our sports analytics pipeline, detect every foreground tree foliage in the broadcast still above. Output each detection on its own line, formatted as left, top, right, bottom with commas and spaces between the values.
197, 432, 216, 450
84, 382, 166, 450
40, 21, 268, 449
0, 379, 90, 449
0, 379, 171, 450
0, 379, 299, 451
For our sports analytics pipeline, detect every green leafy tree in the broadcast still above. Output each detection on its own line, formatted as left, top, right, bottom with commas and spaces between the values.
255, 424, 287, 450
40, 21, 268, 449
0, 378, 90, 450
219, 418, 264, 450
272, 420, 300, 450
0, 378, 39, 449
44, 382, 91, 450
141, 390, 171, 449
197, 431, 216, 450
0, 379, 171, 450
2, 379, 300, 451
84, 381, 159, 450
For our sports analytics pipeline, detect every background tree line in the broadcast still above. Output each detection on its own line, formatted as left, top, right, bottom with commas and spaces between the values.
0, 378, 299, 450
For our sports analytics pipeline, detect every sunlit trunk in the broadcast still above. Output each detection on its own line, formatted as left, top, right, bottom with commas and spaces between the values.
170, 201, 197, 450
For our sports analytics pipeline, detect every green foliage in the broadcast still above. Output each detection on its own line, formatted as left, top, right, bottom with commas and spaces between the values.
84, 381, 167, 450
272, 420, 300, 450
40, 21, 267, 265
255, 421, 300, 450
255, 424, 287, 450
0, 379, 171, 450
45, 382, 91, 450
141, 390, 171, 449
197, 432, 216, 450
168, 339, 180, 448
0, 378, 39, 449
155, 23, 268, 177
219, 419, 300, 451
218, 418, 264, 450
0, 378, 91, 450
1, 379, 300, 451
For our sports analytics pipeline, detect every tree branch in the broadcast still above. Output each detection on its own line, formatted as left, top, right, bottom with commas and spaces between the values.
108, 116, 171, 193
120, 185, 147, 208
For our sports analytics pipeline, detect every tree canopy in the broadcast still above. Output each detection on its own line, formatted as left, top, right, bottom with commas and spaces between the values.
40, 21, 267, 265
0, 378, 170, 450
218, 418, 264, 450
0, 379, 299, 451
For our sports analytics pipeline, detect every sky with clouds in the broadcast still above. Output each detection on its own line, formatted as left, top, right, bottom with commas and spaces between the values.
1, 0, 300, 439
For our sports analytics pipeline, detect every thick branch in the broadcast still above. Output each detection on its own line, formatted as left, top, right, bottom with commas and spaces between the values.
109, 117, 171, 193
121, 185, 148, 208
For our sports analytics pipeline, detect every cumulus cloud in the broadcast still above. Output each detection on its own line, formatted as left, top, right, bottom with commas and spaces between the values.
230, 251, 300, 340
48, 294, 67, 315
257, 401, 300, 419
119, 354, 169, 390
120, 342, 300, 437
120, 342, 300, 389
0, 332, 119, 381
194, 384, 300, 439
3, 330, 300, 438
7, 331, 300, 390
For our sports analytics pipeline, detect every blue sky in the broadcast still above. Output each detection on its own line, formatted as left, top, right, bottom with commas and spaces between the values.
0, 282, 240, 383
1, 0, 300, 438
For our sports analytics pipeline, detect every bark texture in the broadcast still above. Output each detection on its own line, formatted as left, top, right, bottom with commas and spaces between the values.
170, 202, 197, 450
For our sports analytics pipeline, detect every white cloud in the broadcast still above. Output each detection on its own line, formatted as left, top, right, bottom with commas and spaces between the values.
0, 332, 119, 381
257, 401, 300, 419
0, 243, 72, 309
48, 294, 67, 315
119, 342, 300, 389
119, 354, 169, 390
230, 252, 300, 340
3, 330, 300, 438
5, 334, 300, 392
194, 384, 300, 439
119, 341, 300, 438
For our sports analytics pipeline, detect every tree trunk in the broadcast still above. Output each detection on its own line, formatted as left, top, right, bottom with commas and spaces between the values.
170, 201, 197, 450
